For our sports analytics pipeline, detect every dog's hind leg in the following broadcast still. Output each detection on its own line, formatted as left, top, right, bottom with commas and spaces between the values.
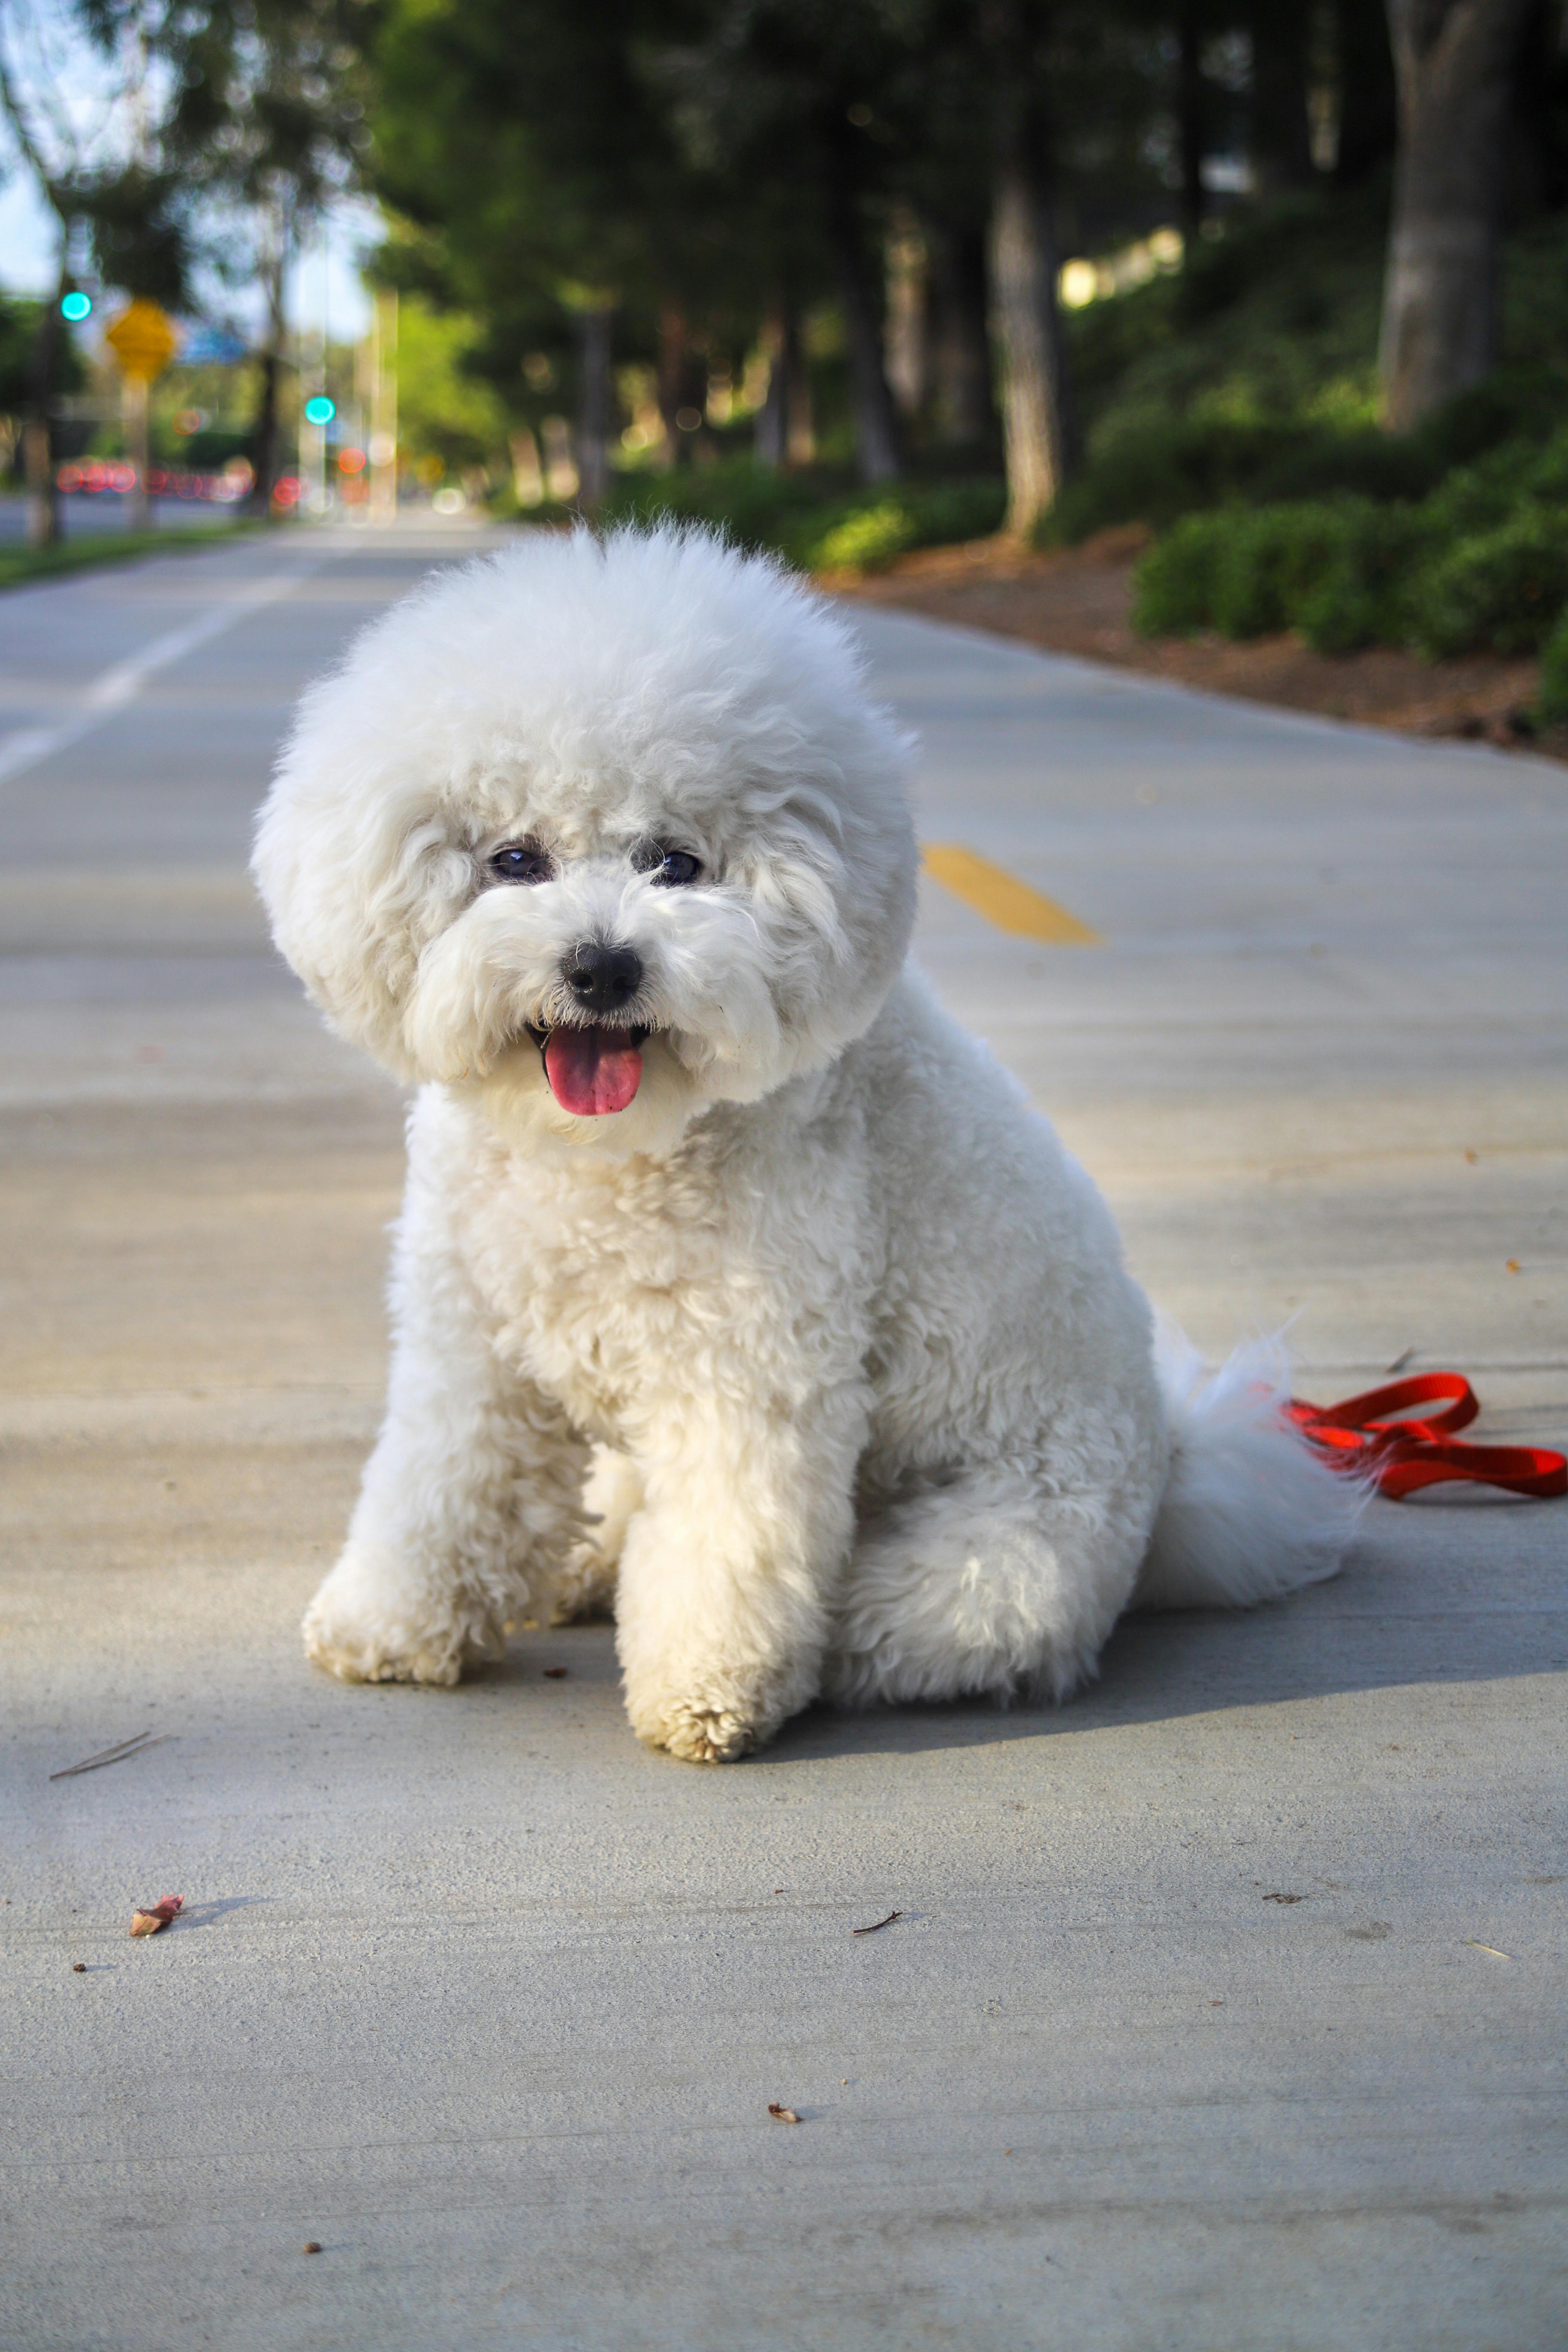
551, 1448, 642, 1624
823, 1462, 1159, 1709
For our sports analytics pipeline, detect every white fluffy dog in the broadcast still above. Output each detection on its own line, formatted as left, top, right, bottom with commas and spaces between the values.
253, 526, 1359, 1762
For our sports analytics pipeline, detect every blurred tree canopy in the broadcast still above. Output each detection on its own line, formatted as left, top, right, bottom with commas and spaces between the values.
6, 0, 1563, 536
0, 0, 368, 527
361, 0, 1425, 516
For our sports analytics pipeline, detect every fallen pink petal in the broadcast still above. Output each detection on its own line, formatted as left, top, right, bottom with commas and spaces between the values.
129, 1894, 184, 1938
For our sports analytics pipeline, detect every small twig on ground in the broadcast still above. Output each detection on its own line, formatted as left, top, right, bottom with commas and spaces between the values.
852, 1910, 902, 1935
1384, 1346, 1414, 1374
50, 1731, 170, 1781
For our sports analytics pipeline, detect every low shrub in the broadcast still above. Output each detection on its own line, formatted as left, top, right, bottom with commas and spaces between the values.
810, 499, 917, 571
1041, 414, 1439, 549
1210, 503, 1352, 637
1130, 510, 1232, 634
1294, 502, 1432, 652
1418, 438, 1550, 542
601, 457, 847, 553
600, 463, 1005, 574
1538, 605, 1568, 724
783, 476, 1005, 570
1046, 418, 1311, 545
1132, 497, 1429, 650
1408, 508, 1568, 658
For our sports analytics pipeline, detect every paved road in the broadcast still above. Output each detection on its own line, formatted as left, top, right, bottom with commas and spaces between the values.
3, 525, 1565, 2351
0, 492, 240, 544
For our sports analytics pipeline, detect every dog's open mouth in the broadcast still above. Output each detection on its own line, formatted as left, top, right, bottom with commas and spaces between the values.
526, 1024, 649, 1116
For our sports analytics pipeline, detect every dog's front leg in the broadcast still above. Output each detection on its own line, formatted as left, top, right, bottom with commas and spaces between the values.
302, 1204, 587, 1688
613, 1392, 865, 1761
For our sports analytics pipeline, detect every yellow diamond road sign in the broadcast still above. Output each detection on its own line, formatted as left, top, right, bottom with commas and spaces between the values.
105, 299, 178, 383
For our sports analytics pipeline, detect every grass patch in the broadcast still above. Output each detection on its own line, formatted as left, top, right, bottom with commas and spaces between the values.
0, 518, 268, 594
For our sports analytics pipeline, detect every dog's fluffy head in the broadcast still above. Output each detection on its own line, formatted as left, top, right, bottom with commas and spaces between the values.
254, 526, 918, 1155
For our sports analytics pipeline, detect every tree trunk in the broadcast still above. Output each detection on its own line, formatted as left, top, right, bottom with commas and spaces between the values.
884, 209, 929, 422
657, 302, 705, 467
125, 377, 152, 532
1248, 0, 1314, 194
988, 156, 1069, 535
928, 222, 994, 451
755, 297, 805, 470
1378, 0, 1533, 430
24, 262, 65, 549
247, 346, 282, 515
784, 311, 815, 468
1176, 0, 1206, 249
575, 303, 614, 510
247, 236, 289, 517
1334, 0, 1397, 184
824, 122, 901, 485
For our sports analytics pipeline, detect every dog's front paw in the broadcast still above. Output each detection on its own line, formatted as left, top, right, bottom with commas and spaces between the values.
662, 1702, 757, 1763
624, 1687, 759, 1763
302, 1553, 501, 1688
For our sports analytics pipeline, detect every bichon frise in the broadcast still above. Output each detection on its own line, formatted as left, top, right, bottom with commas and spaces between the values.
253, 526, 1359, 1761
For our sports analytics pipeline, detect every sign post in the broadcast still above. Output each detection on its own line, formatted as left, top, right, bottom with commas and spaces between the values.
105, 301, 178, 531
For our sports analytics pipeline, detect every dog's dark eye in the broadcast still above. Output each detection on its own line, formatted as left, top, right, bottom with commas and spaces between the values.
488, 840, 553, 885
633, 841, 703, 888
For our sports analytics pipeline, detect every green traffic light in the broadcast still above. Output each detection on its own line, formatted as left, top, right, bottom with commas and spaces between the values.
61, 291, 92, 322
304, 396, 335, 425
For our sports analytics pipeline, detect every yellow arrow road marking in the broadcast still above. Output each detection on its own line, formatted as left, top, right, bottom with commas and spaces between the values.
920, 843, 1102, 945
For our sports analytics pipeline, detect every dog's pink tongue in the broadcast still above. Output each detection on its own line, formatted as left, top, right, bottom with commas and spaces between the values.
543, 1028, 643, 1116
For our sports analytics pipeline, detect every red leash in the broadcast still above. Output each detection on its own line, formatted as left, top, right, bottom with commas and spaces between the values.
1288, 1372, 1566, 1501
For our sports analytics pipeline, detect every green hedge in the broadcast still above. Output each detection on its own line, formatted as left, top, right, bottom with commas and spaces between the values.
1407, 507, 1568, 658
1133, 498, 1432, 653
1539, 606, 1568, 724
599, 460, 1005, 573
1133, 429, 1568, 663
1043, 417, 1438, 547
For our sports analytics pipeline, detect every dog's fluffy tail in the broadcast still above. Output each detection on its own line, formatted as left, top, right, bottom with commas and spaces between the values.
1133, 1323, 1370, 1612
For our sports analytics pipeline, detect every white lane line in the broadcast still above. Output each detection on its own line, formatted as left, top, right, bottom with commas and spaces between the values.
0, 562, 322, 790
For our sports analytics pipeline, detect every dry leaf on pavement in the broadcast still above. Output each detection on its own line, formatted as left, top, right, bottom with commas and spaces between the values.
129, 1894, 183, 1937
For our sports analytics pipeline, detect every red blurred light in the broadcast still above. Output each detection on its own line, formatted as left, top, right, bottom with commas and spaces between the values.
337, 447, 367, 475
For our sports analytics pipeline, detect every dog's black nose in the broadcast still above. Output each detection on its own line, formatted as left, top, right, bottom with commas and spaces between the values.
563, 940, 643, 1014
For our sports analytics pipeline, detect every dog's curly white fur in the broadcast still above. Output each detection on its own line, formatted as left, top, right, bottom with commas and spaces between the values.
253, 526, 1361, 1760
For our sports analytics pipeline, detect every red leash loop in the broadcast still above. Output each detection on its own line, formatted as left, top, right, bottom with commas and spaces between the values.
1289, 1373, 1566, 1501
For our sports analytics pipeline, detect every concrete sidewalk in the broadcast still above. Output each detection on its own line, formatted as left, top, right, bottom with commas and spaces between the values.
2, 527, 1564, 2350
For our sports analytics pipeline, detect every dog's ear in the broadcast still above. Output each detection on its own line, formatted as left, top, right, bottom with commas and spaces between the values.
734, 776, 918, 1079
253, 680, 467, 1081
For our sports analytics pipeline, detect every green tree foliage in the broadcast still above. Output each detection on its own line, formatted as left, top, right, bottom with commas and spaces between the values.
149, 0, 371, 503
369, 0, 744, 499
392, 296, 513, 482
